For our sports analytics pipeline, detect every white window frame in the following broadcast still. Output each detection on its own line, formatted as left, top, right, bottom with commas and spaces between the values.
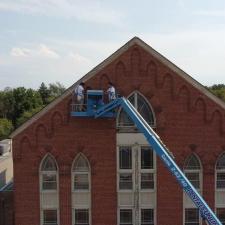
39, 154, 59, 193
74, 208, 90, 225
116, 91, 156, 129
216, 208, 225, 225
139, 146, 156, 192
183, 154, 202, 225
215, 153, 225, 192
117, 146, 134, 192
118, 208, 133, 225
72, 154, 91, 193
117, 134, 157, 225
39, 154, 60, 225
215, 153, 225, 220
140, 207, 155, 225
184, 208, 201, 225
72, 154, 91, 225
41, 209, 59, 225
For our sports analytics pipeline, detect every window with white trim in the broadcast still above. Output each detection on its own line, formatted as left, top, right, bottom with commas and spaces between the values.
120, 209, 133, 225
183, 154, 202, 225
72, 154, 90, 191
216, 153, 225, 189
215, 153, 225, 225
43, 209, 58, 225
141, 147, 154, 190
72, 154, 91, 225
117, 92, 155, 128
184, 208, 200, 225
184, 154, 201, 190
119, 146, 133, 190
74, 209, 89, 225
141, 209, 154, 225
40, 154, 59, 225
216, 208, 225, 225
40, 155, 58, 191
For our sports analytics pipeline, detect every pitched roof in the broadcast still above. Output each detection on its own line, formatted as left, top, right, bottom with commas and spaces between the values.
9, 37, 225, 138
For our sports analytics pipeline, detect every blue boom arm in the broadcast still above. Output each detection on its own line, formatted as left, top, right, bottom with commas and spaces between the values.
95, 97, 222, 225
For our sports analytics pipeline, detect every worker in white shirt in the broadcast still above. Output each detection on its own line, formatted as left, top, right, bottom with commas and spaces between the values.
107, 82, 116, 102
74, 82, 85, 111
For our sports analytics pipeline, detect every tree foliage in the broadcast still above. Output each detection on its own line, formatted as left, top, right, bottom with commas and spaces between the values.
0, 82, 65, 140
207, 84, 225, 102
0, 118, 13, 140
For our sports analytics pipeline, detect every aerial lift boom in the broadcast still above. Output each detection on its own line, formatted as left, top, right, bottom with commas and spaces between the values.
72, 90, 222, 225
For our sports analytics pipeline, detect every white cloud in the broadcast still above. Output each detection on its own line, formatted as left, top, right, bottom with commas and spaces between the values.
0, 0, 123, 25
68, 52, 90, 64
10, 44, 60, 59
38, 44, 60, 59
10, 47, 31, 57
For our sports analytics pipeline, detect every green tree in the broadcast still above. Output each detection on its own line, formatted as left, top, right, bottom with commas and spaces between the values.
17, 106, 43, 126
0, 118, 13, 140
207, 84, 225, 102
49, 82, 65, 97
38, 82, 51, 105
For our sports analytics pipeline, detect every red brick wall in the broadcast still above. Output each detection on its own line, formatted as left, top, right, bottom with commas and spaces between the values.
0, 191, 14, 225
12, 44, 225, 225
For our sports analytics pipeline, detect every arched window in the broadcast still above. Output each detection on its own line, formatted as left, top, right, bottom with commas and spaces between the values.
39, 154, 59, 225
117, 92, 155, 128
72, 154, 90, 190
184, 154, 201, 189
216, 153, 225, 224
40, 154, 58, 190
72, 154, 91, 225
216, 153, 225, 189
183, 154, 202, 225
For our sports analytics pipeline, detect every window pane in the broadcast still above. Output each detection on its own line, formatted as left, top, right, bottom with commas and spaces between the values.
217, 208, 225, 225
141, 173, 154, 189
74, 174, 89, 190
217, 154, 225, 170
217, 172, 225, 189
120, 209, 132, 225
43, 209, 57, 225
119, 173, 132, 190
137, 94, 154, 126
41, 156, 57, 171
118, 110, 134, 127
185, 208, 199, 225
73, 155, 89, 172
185, 172, 200, 189
141, 209, 154, 225
42, 174, 57, 190
184, 155, 201, 170
75, 209, 89, 225
141, 147, 153, 169
119, 147, 132, 169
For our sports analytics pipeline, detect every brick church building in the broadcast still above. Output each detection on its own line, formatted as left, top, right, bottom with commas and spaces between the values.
10, 37, 225, 225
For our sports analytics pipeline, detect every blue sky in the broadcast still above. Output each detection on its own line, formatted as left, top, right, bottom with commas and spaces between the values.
0, 0, 225, 90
